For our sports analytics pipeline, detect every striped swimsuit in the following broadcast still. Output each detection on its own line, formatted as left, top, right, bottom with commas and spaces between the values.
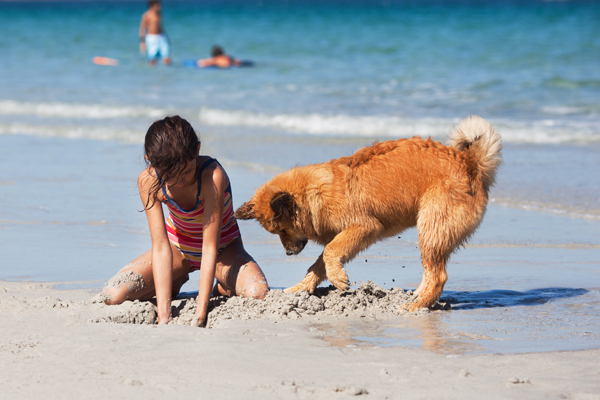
161, 158, 240, 271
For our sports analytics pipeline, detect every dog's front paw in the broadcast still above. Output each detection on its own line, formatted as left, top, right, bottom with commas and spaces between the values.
329, 275, 349, 292
285, 283, 315, 294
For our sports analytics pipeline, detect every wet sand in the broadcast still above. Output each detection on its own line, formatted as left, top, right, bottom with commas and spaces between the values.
89, 281, 443, 327
1, 135, 599, 398
2, 280, 600, 399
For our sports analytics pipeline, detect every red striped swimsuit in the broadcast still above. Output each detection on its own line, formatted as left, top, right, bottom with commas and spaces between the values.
160, 158, 240, 271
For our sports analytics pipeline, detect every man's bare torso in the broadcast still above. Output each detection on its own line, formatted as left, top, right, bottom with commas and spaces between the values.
142, 9, 163, 35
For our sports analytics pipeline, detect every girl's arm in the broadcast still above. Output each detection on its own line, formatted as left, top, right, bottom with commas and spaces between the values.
138, 170, 173, 324
192, 165, 226, 327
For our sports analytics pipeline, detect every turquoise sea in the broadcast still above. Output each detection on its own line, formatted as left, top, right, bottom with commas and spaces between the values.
1, 0, 599, 354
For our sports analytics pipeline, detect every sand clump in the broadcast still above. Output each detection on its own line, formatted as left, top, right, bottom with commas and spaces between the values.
105, 270, 146, 292
90, 270, 147, 304
90, 281, 450, 327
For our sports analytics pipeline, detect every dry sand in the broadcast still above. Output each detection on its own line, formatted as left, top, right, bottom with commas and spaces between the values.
2, 279, 600, 399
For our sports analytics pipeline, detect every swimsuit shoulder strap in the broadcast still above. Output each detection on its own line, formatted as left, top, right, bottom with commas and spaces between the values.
197, 158, 232, 195
199, 158, 217, 174
154, 168, 171, 201
197, 158, 217, 195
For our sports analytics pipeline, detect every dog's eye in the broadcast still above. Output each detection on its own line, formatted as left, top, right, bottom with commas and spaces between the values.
281, 229, 286, 235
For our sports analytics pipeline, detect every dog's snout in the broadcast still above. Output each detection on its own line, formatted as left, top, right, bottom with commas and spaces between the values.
285, 249, 295, 256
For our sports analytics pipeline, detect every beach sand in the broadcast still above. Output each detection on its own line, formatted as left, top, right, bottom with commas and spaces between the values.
1, 134, 600, 398
2, 279, 600, 399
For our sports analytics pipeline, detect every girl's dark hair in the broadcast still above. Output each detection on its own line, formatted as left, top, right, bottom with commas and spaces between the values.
143, 115, 200, 209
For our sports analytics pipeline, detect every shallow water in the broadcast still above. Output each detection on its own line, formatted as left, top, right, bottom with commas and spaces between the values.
315, 285, 600, 354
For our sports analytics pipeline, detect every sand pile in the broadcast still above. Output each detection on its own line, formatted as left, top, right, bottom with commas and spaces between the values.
90, 281, 450, 327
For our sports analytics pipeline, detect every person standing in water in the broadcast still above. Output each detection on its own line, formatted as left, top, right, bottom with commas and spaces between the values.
101, 116, 269, 326
139, 0, 171, 66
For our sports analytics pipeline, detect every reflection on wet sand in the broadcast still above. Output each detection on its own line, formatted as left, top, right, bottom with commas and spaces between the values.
312, 313, 490, 355
312, 287, 597, 355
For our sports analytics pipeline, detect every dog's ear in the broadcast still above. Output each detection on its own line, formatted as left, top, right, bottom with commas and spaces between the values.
270, 192, 294, 222
235, 201, 256, 220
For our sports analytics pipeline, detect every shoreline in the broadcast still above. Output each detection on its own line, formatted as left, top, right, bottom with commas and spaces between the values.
2, 279, 600, 399
4, 276, 600, 356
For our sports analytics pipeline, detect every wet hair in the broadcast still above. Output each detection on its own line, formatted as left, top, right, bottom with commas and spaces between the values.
148, 0, 160, 9
143, 115, 200, 209
211, 45, 224, 57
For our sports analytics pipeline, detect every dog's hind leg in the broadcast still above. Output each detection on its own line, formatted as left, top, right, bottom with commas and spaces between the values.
285, 254, 326, 294
407, 254, 449, 312
414, 268, 431, 296
405, 195, 470, 312
322, 224, 382, 291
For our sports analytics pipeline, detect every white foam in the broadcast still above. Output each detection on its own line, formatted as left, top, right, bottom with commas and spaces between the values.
1, 100, 599, 144
0, 122, 144, 143
493, 198, 600, 221
199, 107, 457, 138
493, 119, 600, 144
541, 105, 590, 116
200, 108, 600, 144
199, 107, 600, 144
0, 100, 168, 119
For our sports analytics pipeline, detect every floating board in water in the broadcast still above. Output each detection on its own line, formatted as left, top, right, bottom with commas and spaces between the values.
183, 59, 254, 69
93, 56, 119, 66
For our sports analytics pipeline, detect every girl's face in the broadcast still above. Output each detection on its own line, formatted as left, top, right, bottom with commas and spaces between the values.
165, 158, 197, 189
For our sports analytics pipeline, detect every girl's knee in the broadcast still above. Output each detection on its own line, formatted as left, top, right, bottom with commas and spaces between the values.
239, 278, 269, 300
101, 285, 128, 305
101, 270, 149, 305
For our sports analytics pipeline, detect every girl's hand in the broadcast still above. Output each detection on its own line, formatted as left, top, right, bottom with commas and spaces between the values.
138, 169, 174, 327
191, 312, 207, 328
193, 161, 226, 328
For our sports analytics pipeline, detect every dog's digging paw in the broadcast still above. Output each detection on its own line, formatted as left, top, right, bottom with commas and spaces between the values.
330, 279, 349, 292
284, 283, 315, 294
326, 270, 349, 292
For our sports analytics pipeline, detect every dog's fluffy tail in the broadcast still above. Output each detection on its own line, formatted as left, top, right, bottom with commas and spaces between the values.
447, 115, 502, 192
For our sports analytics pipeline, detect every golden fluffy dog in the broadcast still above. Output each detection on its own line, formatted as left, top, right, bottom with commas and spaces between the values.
235, 116, 502, 311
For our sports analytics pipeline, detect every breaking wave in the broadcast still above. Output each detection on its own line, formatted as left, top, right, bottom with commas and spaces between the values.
0, 100, 168, 120
199, 107, 600, 144
1, 100, 599, 144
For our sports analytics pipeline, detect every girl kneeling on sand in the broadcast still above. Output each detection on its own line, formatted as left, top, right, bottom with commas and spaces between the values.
101, 116, 269, 326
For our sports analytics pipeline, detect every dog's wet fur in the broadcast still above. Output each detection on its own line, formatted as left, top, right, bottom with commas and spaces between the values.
235, 116, 502, 312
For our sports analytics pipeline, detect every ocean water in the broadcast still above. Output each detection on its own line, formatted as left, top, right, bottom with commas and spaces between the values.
2, 0, 599, 217
1, 0, 599, 354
